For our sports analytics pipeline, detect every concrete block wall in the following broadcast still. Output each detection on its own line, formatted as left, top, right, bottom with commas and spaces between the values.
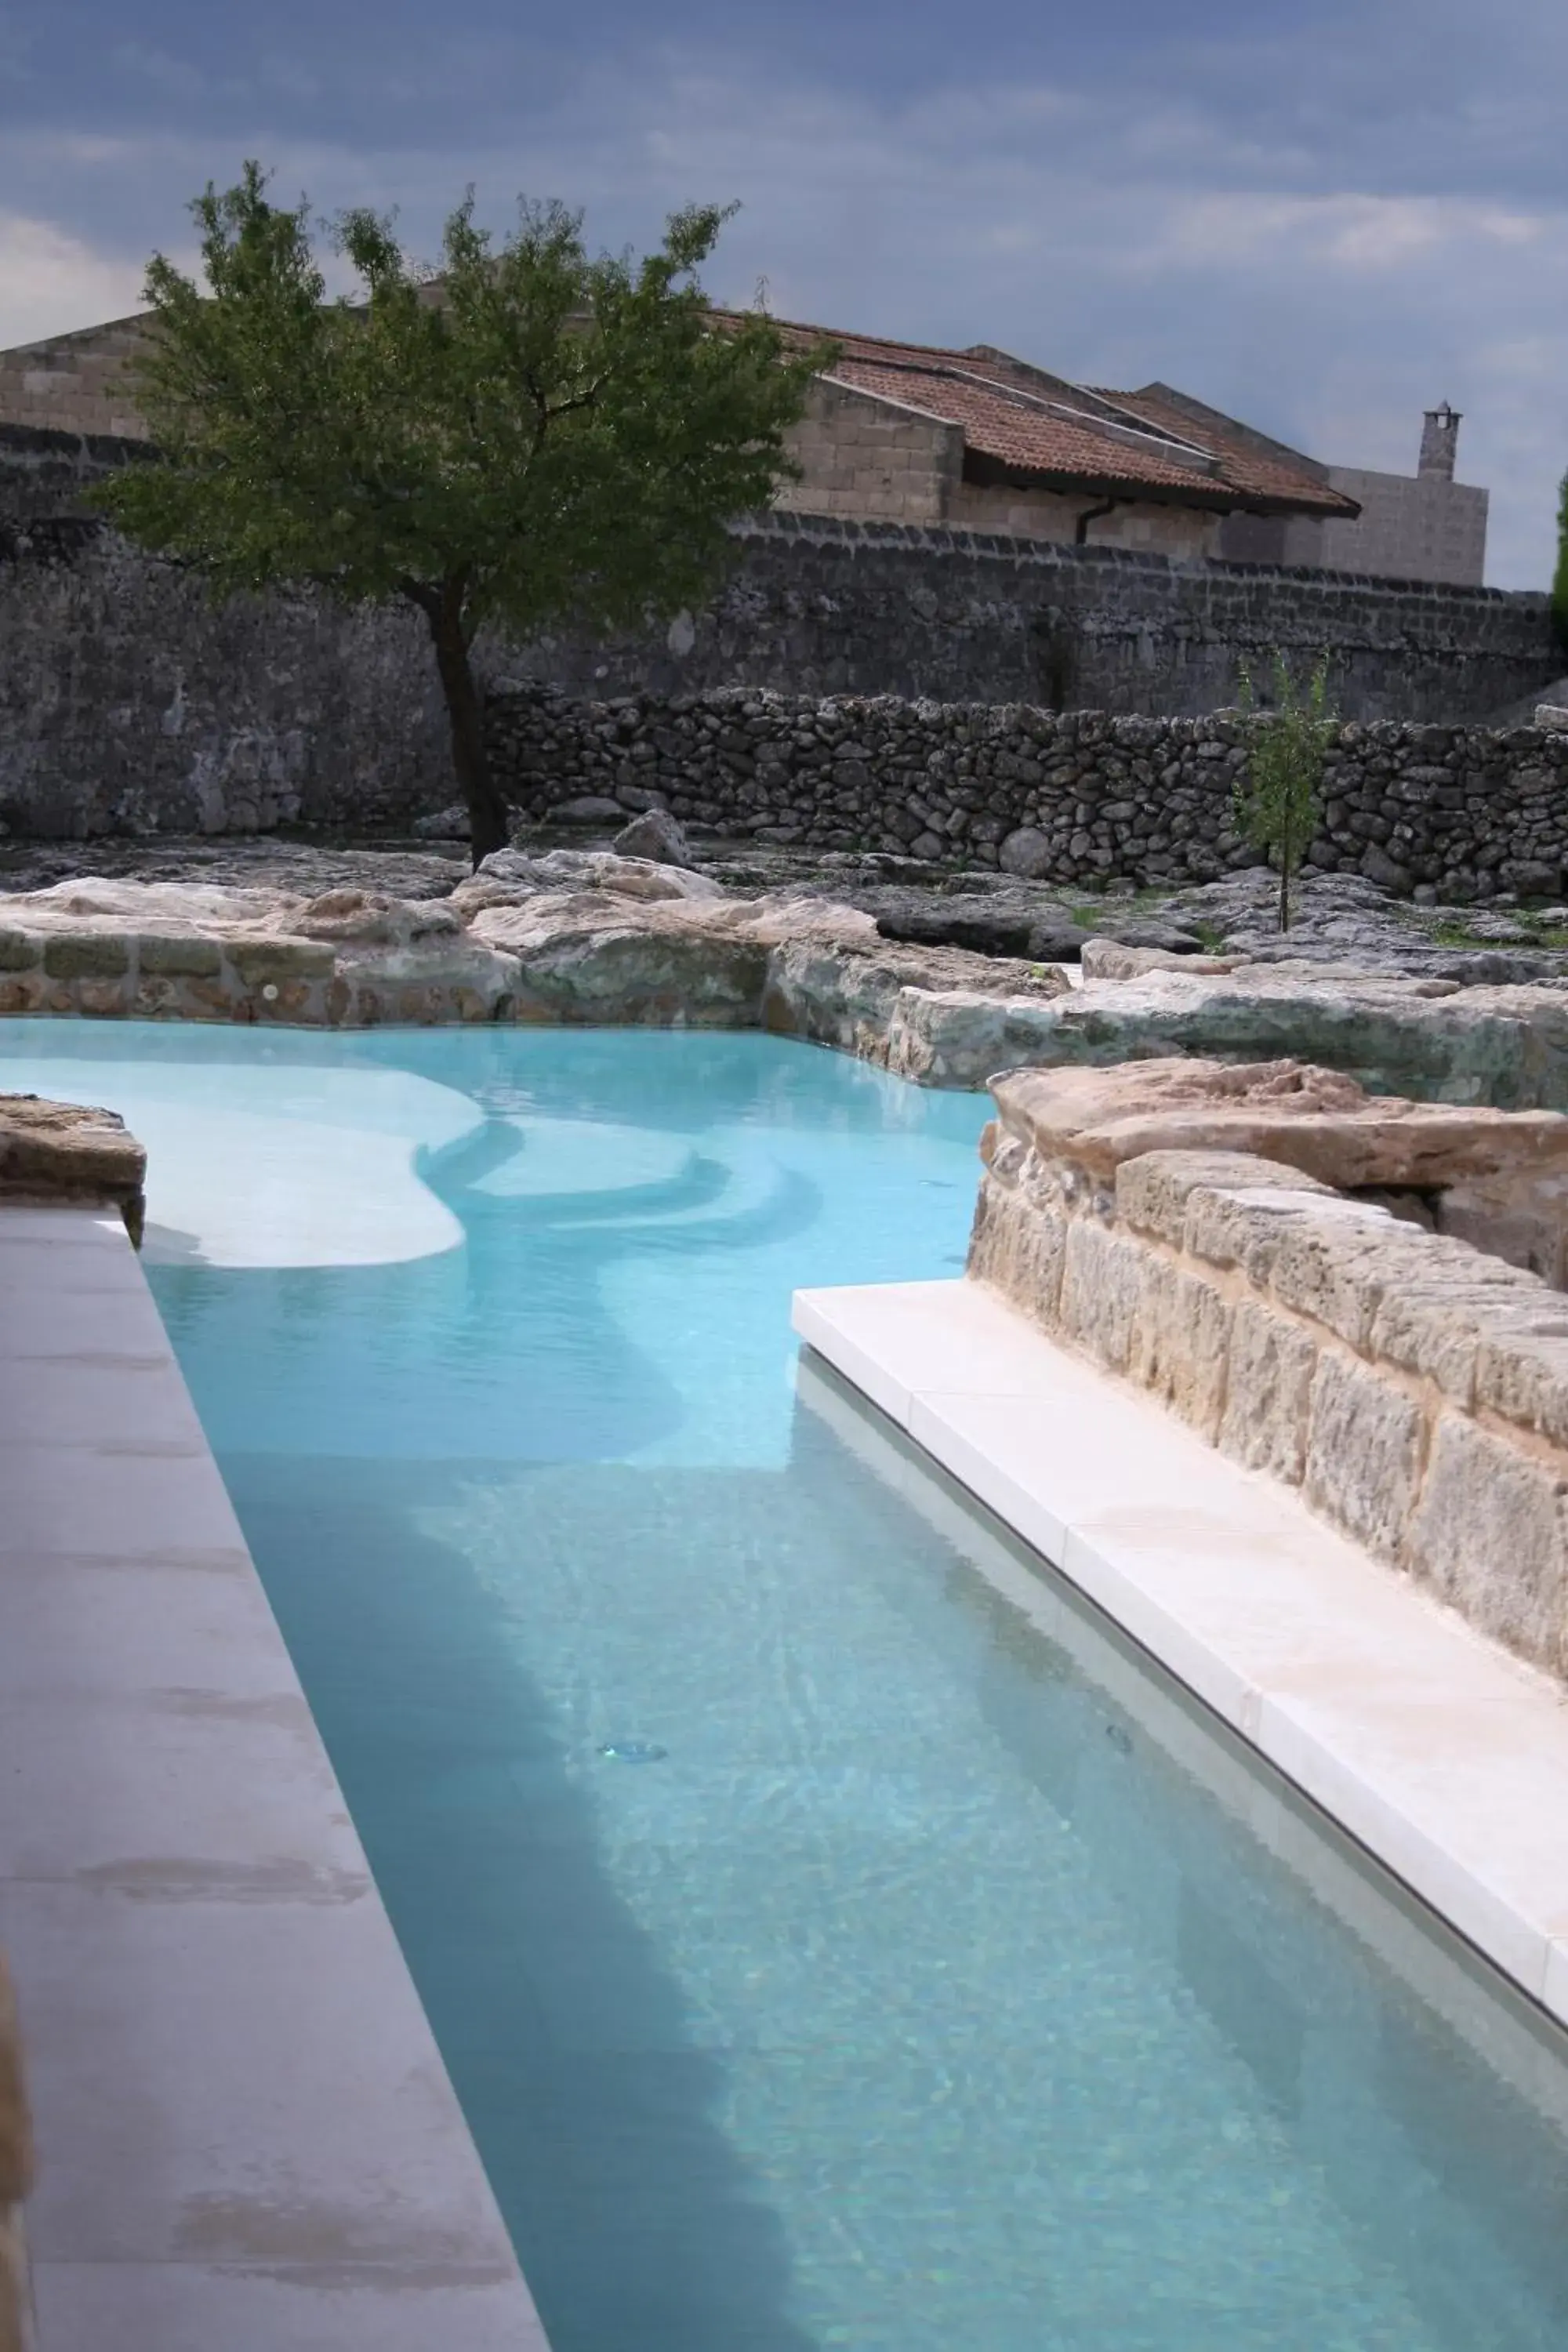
0, 318, 151, 443
1317, 468, 1490, 590
970, 1123, 1568, 1680
777, 376, 962, 525
948, 480, 1221, 560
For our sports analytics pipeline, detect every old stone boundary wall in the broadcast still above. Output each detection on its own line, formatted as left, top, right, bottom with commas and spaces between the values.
492, 689, 1568, 902
520, 513, 1560, 723
0, 423, 1560, 844
970, 1105, 1568, 1682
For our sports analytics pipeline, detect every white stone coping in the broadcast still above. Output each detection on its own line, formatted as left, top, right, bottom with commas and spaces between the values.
0, 1206, 549, 2350
792, 1276, 1568, 2028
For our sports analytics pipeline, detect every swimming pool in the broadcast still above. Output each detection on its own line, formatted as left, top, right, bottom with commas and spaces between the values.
6, 1017, 1568, 2351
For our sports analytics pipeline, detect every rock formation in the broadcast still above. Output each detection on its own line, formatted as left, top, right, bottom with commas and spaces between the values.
0, 1093, 147, 1242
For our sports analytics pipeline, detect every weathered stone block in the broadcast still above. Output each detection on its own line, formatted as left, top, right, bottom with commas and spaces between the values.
1058, 1218, 1149, 1373
1305, 1351, 1426, 1557
0, 1092, 146, 1240
1268, 1211, 1433, 1352
1367, 1253, 1544, 1405
136, 931, 224, 977
0, 931, 38, 973
41, 929, 129, 980
1407, 1417, 1568, 1671
227, 936, 336, 985
1474, 1319, 1568, 1449
967, 1171, 1069, 1327
1118, 1148, 1333, 1250
1128, 1264, 1233, 1439
1218, 1301, 1319, 1483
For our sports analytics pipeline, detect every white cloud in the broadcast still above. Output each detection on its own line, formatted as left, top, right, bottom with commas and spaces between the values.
0, 212, 147, 347
2, 36, 1563, 586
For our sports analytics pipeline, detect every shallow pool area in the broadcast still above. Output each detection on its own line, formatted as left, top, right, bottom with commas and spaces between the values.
6, 1017, 1568, 2351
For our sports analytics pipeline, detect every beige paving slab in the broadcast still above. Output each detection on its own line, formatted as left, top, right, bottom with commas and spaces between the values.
0, 1205, 546, 2347
0, 1356, 209, 1447
793, 1276, 1568, 2024
30, 2261, 550, 2352
5, 1881, 506, 2269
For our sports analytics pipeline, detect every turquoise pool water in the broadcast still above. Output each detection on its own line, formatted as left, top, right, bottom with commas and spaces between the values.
6, 1018, 1568, 2350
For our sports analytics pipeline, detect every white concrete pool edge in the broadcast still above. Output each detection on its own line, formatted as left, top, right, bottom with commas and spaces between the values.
792, 1276, 1568, 2030
0, 1205, 549, 2351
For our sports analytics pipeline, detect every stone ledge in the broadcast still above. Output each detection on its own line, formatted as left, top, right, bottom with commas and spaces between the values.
0, 1205, 549, 2350
0, 1096, 146, 1245
789, 1278, 1568, 2023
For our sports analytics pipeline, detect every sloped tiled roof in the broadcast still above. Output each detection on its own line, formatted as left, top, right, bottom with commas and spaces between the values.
1091, 383, 1359, 517
742, 314, 1358, 517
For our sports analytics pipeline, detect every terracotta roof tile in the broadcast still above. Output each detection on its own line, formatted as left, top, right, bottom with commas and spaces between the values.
1092, 386, 1360, 517
731, 312, 1355, 517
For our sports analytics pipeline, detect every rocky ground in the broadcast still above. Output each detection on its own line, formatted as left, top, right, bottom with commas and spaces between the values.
7, 825, 1568, 984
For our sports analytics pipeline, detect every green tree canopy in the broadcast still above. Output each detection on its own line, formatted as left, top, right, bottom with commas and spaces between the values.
95, 164, 829, 860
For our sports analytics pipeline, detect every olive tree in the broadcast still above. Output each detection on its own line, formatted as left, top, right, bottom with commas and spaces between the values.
1233, 652, 1337, 934
96, 164, 827, 862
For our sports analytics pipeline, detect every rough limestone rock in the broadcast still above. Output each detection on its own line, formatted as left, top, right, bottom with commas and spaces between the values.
0, 1093, 147, 1242
1080, 939, 1246, 982
10, 877, 288, 927
875, 898, 1038, 960
987, 1058, 1568, 1191
613, 808, 691, 866
470, 892, 773, 1025
764, 931, 1067, 1063
463, 848, 724, 909
548, 796, 626, 824
882, 961, 1568, 1102
997, 827, 1054, 880
270, 889, 463, 946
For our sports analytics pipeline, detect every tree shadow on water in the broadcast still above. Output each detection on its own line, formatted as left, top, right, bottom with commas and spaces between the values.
222, 1449, 822, 2352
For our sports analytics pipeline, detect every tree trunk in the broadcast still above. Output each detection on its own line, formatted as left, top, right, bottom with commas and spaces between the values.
1278, 820, 1293, 935
427, 584, 510, 869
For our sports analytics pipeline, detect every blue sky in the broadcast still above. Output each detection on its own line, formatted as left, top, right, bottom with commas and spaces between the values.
2, 0, 1564, 585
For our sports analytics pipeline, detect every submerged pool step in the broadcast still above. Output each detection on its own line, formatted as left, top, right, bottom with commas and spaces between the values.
792, 1276, 1568, 2028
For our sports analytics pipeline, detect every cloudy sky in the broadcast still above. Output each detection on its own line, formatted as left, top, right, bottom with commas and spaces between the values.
3, 0, 1564, 585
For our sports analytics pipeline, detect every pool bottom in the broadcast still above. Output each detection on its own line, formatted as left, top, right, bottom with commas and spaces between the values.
216, 1388, 1568, 2352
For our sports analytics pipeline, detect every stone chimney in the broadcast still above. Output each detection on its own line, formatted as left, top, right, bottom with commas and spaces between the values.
1418, 401, 1461, 481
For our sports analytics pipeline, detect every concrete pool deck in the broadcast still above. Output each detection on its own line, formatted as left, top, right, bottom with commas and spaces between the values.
793, 1276, 1568, 2028
0, 1205, 548, 2350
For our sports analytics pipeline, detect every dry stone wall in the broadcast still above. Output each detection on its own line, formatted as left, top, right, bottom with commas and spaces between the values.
492, 688, 1568, 901
0, 423, 1558, 844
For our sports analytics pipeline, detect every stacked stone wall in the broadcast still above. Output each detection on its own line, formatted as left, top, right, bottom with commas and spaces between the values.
970, 1121, 1568, 1681
492, 688, 1568, 902
0, 424, 1559, 844
520, 513, 1557, 720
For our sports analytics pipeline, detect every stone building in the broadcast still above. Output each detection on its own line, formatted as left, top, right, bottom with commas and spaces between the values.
0, 313, 150, 440
0, 308, 1490, 587
1313, 405, 1490, 587
764, 322, 1362, 561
